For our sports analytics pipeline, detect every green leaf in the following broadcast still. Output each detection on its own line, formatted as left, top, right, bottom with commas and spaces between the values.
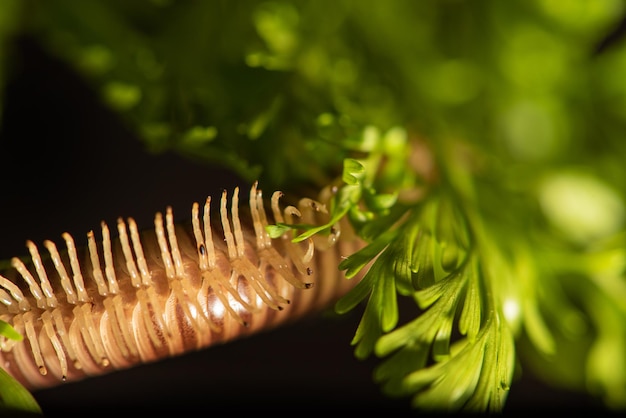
522, 298, 556, 355
465, 317, 516, 412
342, 158, 365, 185
351, 299, 384, 359
458, 261, 482, 342
432, 315, 454, 361
389, 243, 414, 296
363, 189, 398, 212
391, 313, 516, 412
265, 223, 292, 239
376, 307, 441, 357
414, 268, 465, 310
0, 320, 22, 341
338, 229, 397, 278
413, 231, 436, 289
0, 368, 42, 414
379, 265, 399, 332
182, 125, 217, 145
407, 339, 483, 411
291, 184, 359, 243
374, 342, 430, 395
337, 256, 402, 358
103, 81, 141, 110
335, 262, 377, 314
358, 203, 411, 242
246, 96, 283, 140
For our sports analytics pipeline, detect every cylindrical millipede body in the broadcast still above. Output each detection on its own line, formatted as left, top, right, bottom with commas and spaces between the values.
0, 183, 363, 391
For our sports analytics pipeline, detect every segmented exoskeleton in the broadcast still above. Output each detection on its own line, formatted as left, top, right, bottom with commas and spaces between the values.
0, 182, 363, 391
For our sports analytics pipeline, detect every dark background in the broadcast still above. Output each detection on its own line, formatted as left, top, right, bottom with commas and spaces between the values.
0, 36, 610, 415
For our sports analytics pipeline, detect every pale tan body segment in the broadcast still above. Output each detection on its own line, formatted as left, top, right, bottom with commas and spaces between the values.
0, 183, 361, 390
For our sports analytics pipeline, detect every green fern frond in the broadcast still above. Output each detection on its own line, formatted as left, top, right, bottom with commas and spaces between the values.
371, 250, 516, 412
399, 315, 514, 412
271, 124, 522, 411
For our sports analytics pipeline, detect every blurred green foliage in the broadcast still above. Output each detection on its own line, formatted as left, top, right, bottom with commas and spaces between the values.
11, 0, 625, 192
2, 0, 626, 413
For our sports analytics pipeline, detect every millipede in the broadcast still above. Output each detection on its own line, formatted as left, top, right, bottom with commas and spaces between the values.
0, 181, 364, 392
